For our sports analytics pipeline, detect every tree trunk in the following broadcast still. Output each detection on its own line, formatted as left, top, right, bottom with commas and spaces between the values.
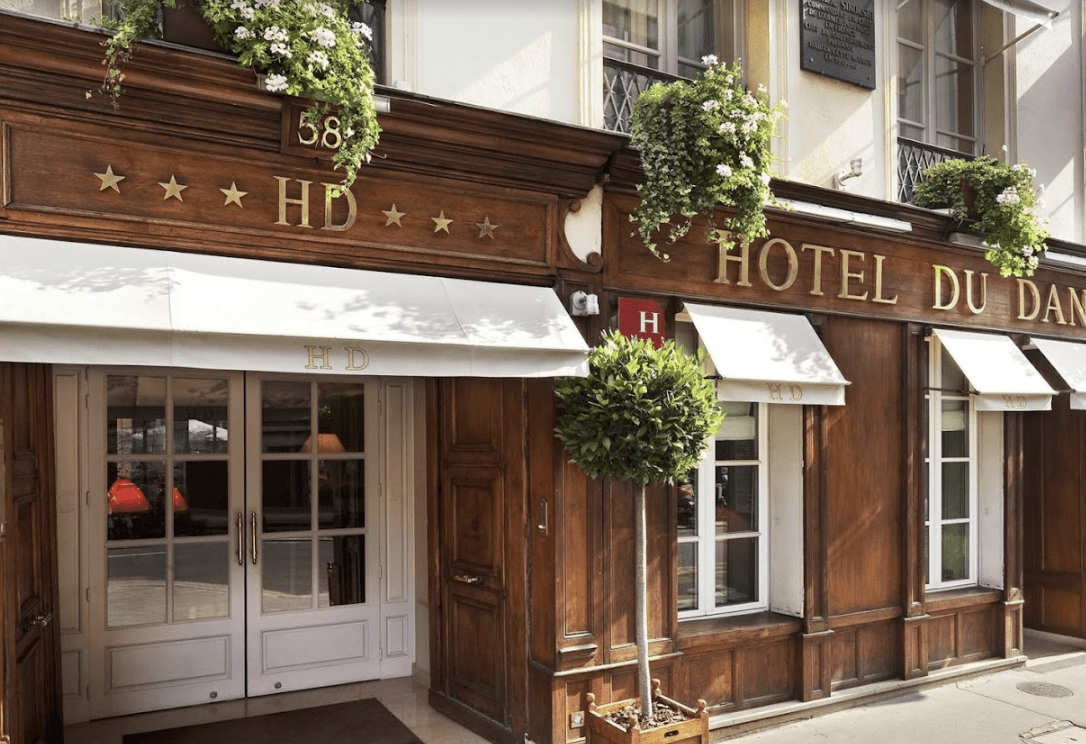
635, 483, 652, 714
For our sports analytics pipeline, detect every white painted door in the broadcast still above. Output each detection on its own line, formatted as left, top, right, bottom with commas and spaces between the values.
84, 371, 406, 718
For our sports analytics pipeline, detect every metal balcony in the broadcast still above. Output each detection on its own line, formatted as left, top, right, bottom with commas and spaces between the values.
897, 137, 974, 204
603, 58, 682, 134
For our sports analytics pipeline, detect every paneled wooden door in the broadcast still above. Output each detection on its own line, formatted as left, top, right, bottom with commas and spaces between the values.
1, 362, 63, 744
83, 371, 401, 718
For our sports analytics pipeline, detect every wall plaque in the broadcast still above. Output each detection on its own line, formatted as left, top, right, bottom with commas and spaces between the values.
800, 0, 876, 90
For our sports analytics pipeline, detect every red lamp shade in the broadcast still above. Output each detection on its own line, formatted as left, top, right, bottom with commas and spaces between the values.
108, 478, 151, 514
173, 487, 189, 513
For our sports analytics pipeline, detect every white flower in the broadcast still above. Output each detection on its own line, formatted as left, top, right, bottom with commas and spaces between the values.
1029, 255, 1040, 269
716, 163, 733, 178
702, 100, 720, 112
701, 54, 719, 67
234, 26, 254, 39
996, 186, 1020, 205
264, 74, 288, 92
739, 153, 754, 168
760, 172, 772, 186
352, 21, 373, 40
317, 2, 336, 18
229, 0, 247, 9
757, 83, 767, 93
719, 121, 736, 135
308, 50, 330, 69
313, 27, 337, 47
1023, 245, 1035, 256
1012, 163, 1021, 171
264, 25, 287, 42
270, 42, 292, 57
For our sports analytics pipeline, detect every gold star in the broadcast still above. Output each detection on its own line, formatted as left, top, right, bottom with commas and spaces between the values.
95, 165, 125, 193
220, 182, 247, 207
159, 175, 188, 202
475, 216, 499, 239
382, 204, 405, 227
431, 210, 453, 234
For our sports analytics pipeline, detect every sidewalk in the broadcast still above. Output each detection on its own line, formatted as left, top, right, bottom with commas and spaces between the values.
716, 631, 1086, 744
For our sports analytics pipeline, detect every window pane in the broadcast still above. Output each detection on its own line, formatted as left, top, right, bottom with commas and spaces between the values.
263, 461, 312, 533
108, 375, 166, 455
107, 461, 166, 541
318, 460, 365, 530
173, 378, 229, 454
935, 56, 974, 144
898, 44, 924, 127
603, 41, 658, 68
716, 537, 757, 607
262, 538, 312, 613
940, 351, 967, 392
942, 462, 970, 519
174, 542, 229, 621
941, 524, 969, 581
898, 0, 923, 44
108, 546, 166, 627
941, 399, 969, 457
677, 474, 698, 537
934, 0, 973, 58
716, 402, 757, 460
262, 381, 311, 453
678, 542, 698, 611
318, 535, 365, 607
174, 461, 229, 537
677, 0, 716, 65
317, 382, 365, 453
715, 465, 757, 534
603, 0, 659, 51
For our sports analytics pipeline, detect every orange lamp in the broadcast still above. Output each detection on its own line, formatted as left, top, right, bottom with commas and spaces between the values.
108, 478, 151, 514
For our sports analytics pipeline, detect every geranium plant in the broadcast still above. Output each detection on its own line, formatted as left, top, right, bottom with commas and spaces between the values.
629, 57, 786, 259
913, 155, 1049, 278
555, 331, 722, 728
96, 0, 380, 188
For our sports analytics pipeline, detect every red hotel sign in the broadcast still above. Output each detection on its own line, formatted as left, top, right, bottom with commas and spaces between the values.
618, 298, 666, 348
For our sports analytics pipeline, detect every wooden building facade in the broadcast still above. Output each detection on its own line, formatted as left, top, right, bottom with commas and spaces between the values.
4, 7, 1086, 744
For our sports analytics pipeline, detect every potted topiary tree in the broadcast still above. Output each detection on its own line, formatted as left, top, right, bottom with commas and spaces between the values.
555, 331, 723, 743
913, 155, 1049, 278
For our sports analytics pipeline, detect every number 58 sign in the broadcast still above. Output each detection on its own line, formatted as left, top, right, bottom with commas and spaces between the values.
282, 102, 346, 158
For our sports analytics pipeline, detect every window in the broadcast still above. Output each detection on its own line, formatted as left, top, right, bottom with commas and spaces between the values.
925, 339, 978, 589
3, 0, 102, 22
678, 402, 768, 616
603, 0, 738, 133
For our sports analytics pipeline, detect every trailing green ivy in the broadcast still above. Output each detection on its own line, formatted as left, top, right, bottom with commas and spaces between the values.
629, 57, 786, 259
913, 155, 1048, 278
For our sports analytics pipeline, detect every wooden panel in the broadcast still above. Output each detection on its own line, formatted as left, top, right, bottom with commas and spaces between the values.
563, 679, 592, 743
830, 629, 859, 688
681, 651, 736, 709
448, 588, 505, 720
960, 607, 998, 660
447, 470, 504, 578
821, 317, 903, 616
926, 614, 958, 669
738, 640, 796, 706
444, 378, 504, 462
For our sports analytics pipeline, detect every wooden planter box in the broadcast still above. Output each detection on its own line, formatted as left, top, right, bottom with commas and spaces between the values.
161, 0, 223, 52
586, 683, 708, 744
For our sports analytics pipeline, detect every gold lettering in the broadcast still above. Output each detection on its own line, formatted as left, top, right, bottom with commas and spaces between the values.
789, 385, 803, 401
304, 344, 333, 370
344, 346, 369, 371
275, 176, 313, 228
323, 183, 357, 231
802, 244, 835, 296
872, 254, 899, 305
838, 249, 868, 301
766, 382, 784, 401
933, 265, 960, 311
964, 270, 987, 315
1017, 279, 1041, 321
1043, 283, 1068, 324
758, 238, 799, 291
715, 237, 752, 287
1069, 288, 1086, 327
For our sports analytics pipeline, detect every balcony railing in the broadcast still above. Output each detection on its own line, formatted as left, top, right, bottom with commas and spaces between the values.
603, 58, 682, 134
897, 137, 975, 204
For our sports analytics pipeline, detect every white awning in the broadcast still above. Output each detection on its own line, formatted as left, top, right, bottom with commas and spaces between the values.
1031, 337, 1086, 409
0, 235, 589, 377
683, 303, 849, 406
932, 328, 1054, 411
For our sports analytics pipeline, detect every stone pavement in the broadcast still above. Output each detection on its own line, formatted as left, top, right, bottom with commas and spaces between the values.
714, 631, 1086, 744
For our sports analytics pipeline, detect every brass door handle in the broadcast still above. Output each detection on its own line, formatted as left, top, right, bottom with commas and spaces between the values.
250, 511, 258, 565
453, 573, 482, 585
34, 613, 52, 627
236, 512, 244, 566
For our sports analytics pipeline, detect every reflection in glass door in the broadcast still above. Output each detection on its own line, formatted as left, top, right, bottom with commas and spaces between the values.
245, 377, 380, 696
90, 372, 246, 718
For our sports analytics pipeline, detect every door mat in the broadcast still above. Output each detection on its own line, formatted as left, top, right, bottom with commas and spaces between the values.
123, 698, 424, 744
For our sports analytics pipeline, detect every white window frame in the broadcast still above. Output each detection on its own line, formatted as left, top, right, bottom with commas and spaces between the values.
603, 0, 739, 78
679, 402, 770, 619
925, 338, 980, 591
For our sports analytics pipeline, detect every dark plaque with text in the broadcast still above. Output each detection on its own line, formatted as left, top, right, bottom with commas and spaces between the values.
800, 0, 875, 90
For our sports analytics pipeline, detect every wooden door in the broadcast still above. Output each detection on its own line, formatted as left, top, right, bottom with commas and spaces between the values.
1, 363, 63, 744
433, 378, 526, 735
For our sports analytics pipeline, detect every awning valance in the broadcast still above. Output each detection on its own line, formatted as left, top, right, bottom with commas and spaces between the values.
932, 328, 1054, 411
1030, 337, 1086, 409
0, 236, 589, 377
683, 303, 849, 406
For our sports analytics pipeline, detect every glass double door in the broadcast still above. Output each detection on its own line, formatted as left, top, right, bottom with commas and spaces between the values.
89, 370, 381, 718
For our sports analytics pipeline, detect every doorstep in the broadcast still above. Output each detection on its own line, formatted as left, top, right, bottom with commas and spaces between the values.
707, 655, 1026, 741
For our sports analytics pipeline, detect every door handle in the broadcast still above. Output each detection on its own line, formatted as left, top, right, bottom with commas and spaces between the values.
452, 573, 482, 585
34, 613, 52, 627
250, 511, 258, 565
236, 512, 244, 566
